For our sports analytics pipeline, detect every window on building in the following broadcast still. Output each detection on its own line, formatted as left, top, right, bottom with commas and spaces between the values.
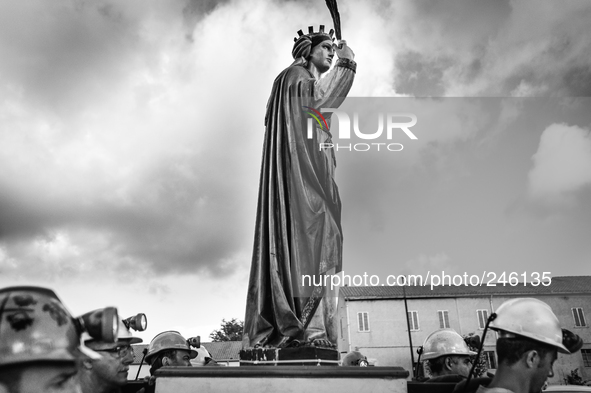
357, 312, 370, 332
477, 309, 489, 329
438, 310, 450, 329
582, 349, 591, 367
572, 308, 587, 327
408, 310, 420, 331
484, 351, 497, 369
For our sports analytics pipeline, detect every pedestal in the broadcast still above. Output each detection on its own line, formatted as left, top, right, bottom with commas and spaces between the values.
239, 347, 339, 366
154, 366, 409, 393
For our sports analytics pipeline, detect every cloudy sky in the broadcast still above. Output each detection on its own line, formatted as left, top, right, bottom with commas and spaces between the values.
1, 0, 591, 342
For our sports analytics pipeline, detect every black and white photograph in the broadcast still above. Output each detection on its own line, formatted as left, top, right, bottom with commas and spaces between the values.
1, 0, 591, 392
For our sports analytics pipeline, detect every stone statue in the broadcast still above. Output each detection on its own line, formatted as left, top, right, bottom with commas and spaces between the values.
243, 25, 356, 348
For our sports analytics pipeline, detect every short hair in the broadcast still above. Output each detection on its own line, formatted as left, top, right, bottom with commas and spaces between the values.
149, 349, 177, 376
496, 336, 554, 366
427, 357, 446, 374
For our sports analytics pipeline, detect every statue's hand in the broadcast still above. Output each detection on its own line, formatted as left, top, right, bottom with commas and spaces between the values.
334, 40, 355, 61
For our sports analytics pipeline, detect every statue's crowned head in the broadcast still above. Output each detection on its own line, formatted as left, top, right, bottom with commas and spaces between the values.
292, 25, 335, 59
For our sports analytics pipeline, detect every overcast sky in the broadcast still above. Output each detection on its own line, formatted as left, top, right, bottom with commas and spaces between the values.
1, 0, 590, 342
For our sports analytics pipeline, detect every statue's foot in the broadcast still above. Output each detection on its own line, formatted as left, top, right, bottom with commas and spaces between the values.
311, 338, 335, 348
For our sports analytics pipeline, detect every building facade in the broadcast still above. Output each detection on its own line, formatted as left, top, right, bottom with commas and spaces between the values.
337, 276, 591, 384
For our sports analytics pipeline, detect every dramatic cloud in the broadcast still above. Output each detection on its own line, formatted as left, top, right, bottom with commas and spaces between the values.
528, 124, 591, 202
0, 0, 282, 278
392, 0, 591, 96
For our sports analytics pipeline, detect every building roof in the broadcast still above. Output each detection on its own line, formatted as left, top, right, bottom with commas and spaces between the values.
339, 275, 591, 300
131, 344, 148, 365
130, 341, 241, 365
202, 341, 242, 361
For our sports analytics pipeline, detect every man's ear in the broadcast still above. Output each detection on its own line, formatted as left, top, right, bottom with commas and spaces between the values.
162, 356, 171, 367
82, 359, 94, 370
525, 350, 540, 369
444, 356, 454, 371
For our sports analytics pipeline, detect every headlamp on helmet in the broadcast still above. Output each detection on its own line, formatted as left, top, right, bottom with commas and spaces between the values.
341, 351, 369, 367
123, 313, 148, 332
187, 336, 201, 349
75, 307, 119, 343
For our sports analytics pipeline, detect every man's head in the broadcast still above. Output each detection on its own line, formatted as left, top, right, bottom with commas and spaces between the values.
489, 298, 571, 393
341, 351, 369, 367
80, 319, 142, 392
421, 329, 476, 378
427, 355, 472, 378
79, 343, 134, 390
149, 348, 193, 375
496, 335, 557, 393
0, 287, 102, 393
145, 331, 197, 375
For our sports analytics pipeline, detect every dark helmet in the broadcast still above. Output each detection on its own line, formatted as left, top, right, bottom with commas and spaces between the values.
0, 286, 100, 367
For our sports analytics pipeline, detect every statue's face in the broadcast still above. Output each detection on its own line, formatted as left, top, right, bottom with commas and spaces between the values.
308, 40, 334, 73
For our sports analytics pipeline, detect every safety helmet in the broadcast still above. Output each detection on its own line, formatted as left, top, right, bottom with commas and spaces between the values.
84, 319, 142, 351
341, 351, 369, 366
489, 298, 569, 354
192, 346, 213, 366
145, 331, 197, 365
0, 286, 100, 367
421, 329, 477, 361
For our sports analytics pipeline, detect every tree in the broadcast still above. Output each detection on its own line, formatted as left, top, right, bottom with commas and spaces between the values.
462, 332, 487, 377
209, 318, 244, 342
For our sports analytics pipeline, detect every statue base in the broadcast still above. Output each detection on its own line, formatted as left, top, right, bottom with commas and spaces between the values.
153, 366, 410, 393
239, 347, 339, 366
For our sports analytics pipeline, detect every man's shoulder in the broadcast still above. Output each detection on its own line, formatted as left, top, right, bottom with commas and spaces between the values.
476, 385, 515, 393
425, 374, 465, 383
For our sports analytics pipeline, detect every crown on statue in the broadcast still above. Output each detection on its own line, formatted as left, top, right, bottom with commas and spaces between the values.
293, 25, 335, 42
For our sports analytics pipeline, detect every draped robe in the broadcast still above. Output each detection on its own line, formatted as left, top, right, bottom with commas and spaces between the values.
244, 57, 356, 348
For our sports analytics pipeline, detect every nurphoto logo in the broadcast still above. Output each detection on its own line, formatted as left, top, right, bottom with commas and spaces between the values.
303, 107, 418, 152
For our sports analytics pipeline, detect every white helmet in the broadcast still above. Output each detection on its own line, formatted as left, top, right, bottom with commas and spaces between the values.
421, 329, 476, 361
490, 298, 569, 354
192, 346, 213, 366
341, 351, 369, 366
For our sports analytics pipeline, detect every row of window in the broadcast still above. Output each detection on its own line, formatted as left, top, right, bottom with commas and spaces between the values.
484, 350, 591, 369
582, 349, 591, 367
356, 307, 587, 332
